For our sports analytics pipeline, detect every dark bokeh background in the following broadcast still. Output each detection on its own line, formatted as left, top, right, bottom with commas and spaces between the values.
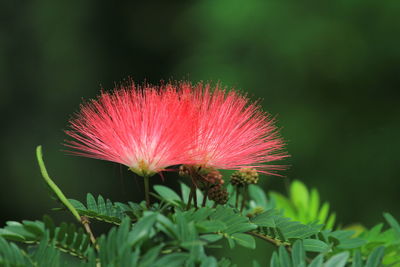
1, 0, 400, 264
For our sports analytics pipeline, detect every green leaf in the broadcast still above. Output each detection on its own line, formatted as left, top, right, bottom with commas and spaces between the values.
200, 257, 218, 267
128, 213, 158, 246
97, 195, 107, 216
290, 180, 309, 212
249, 184, 268, 208
270, 192, 296, 219
383, 213, 400, 239
251, 210, 276, 227
0, 236, 30, 266
309, 254, 324, 267
86, 193, 98, 212
323, 251, 349, 267
318, 202, 330, 225
352, 250, 362, 267
365, 246, 385, 267
325, 213, 336, 230
278, 245, 291, 267
0, 229, 25, 242
180, 182, 191, 204
200, 234, 222, 243
253, 260, 261, 267
154, 253, 188, 267
68, 199, 87, 211
270, 252, 280, 267
197, 220, 226, 233
303, 239, 330, 253
291, 240, 305, 266
210, 206, 257, 234
139, 244, 163, 267
309, 189, 320, 222
231, 233, 256, 249
336, 238, 366, 249
330, 230, 366, 249
154, 185, 182, 206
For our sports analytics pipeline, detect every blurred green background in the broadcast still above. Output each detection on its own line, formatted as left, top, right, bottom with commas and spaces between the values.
1, 0, 399, 264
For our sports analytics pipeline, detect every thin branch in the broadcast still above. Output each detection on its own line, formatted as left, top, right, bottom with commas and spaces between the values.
247, 231, 312, 263
246, 231, 288, 247
81, 216, 98, 250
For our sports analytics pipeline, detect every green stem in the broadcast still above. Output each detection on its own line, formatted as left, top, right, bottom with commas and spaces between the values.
193, 184, 198, 209
36, 146, 99, 250
186, 186, 194, 210
144, 175, 150, 209
240, 185, 248, 213
235, 186, 240, 209
202, 187, 209, 207
36, 145, 81, 222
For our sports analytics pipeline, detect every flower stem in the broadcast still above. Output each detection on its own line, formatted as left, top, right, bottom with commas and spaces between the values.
193, 185, 198, 208
202, 187, 209, 207
235, 186, 240, 209
240, 185, 248, 212
144, 175, 150, 209
186, 185, 195, 210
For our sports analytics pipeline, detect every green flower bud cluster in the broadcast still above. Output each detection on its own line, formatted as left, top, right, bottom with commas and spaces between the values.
230, 168, 259, 186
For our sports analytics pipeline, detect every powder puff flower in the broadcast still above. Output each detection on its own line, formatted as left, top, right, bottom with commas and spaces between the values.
64, 83, 195, 178
179, 82, 287, 175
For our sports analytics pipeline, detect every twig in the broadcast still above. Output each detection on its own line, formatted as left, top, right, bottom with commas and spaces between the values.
247, 231, 312, 263
81, 216, 98, 250
246, 231, 287, 246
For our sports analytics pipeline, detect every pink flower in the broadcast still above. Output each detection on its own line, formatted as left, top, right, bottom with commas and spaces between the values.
179, 82, 287, 175
64, 83, 196, 177
65, 81, 287, 178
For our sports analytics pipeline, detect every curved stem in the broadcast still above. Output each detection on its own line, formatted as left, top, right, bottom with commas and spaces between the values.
36, 145, 81, 222
36, 146, 98, 250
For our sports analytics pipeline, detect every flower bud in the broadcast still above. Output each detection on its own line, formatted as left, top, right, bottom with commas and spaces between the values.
230, 168, 259, 186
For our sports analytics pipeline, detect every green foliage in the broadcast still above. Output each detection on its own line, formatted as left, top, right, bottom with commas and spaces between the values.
1, 146, 399, 266
357, 213, 400, 266
0, 215, 91, 259
68, 193, 129, 225
269, 180, 336, 229
270, 241, 385, 267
